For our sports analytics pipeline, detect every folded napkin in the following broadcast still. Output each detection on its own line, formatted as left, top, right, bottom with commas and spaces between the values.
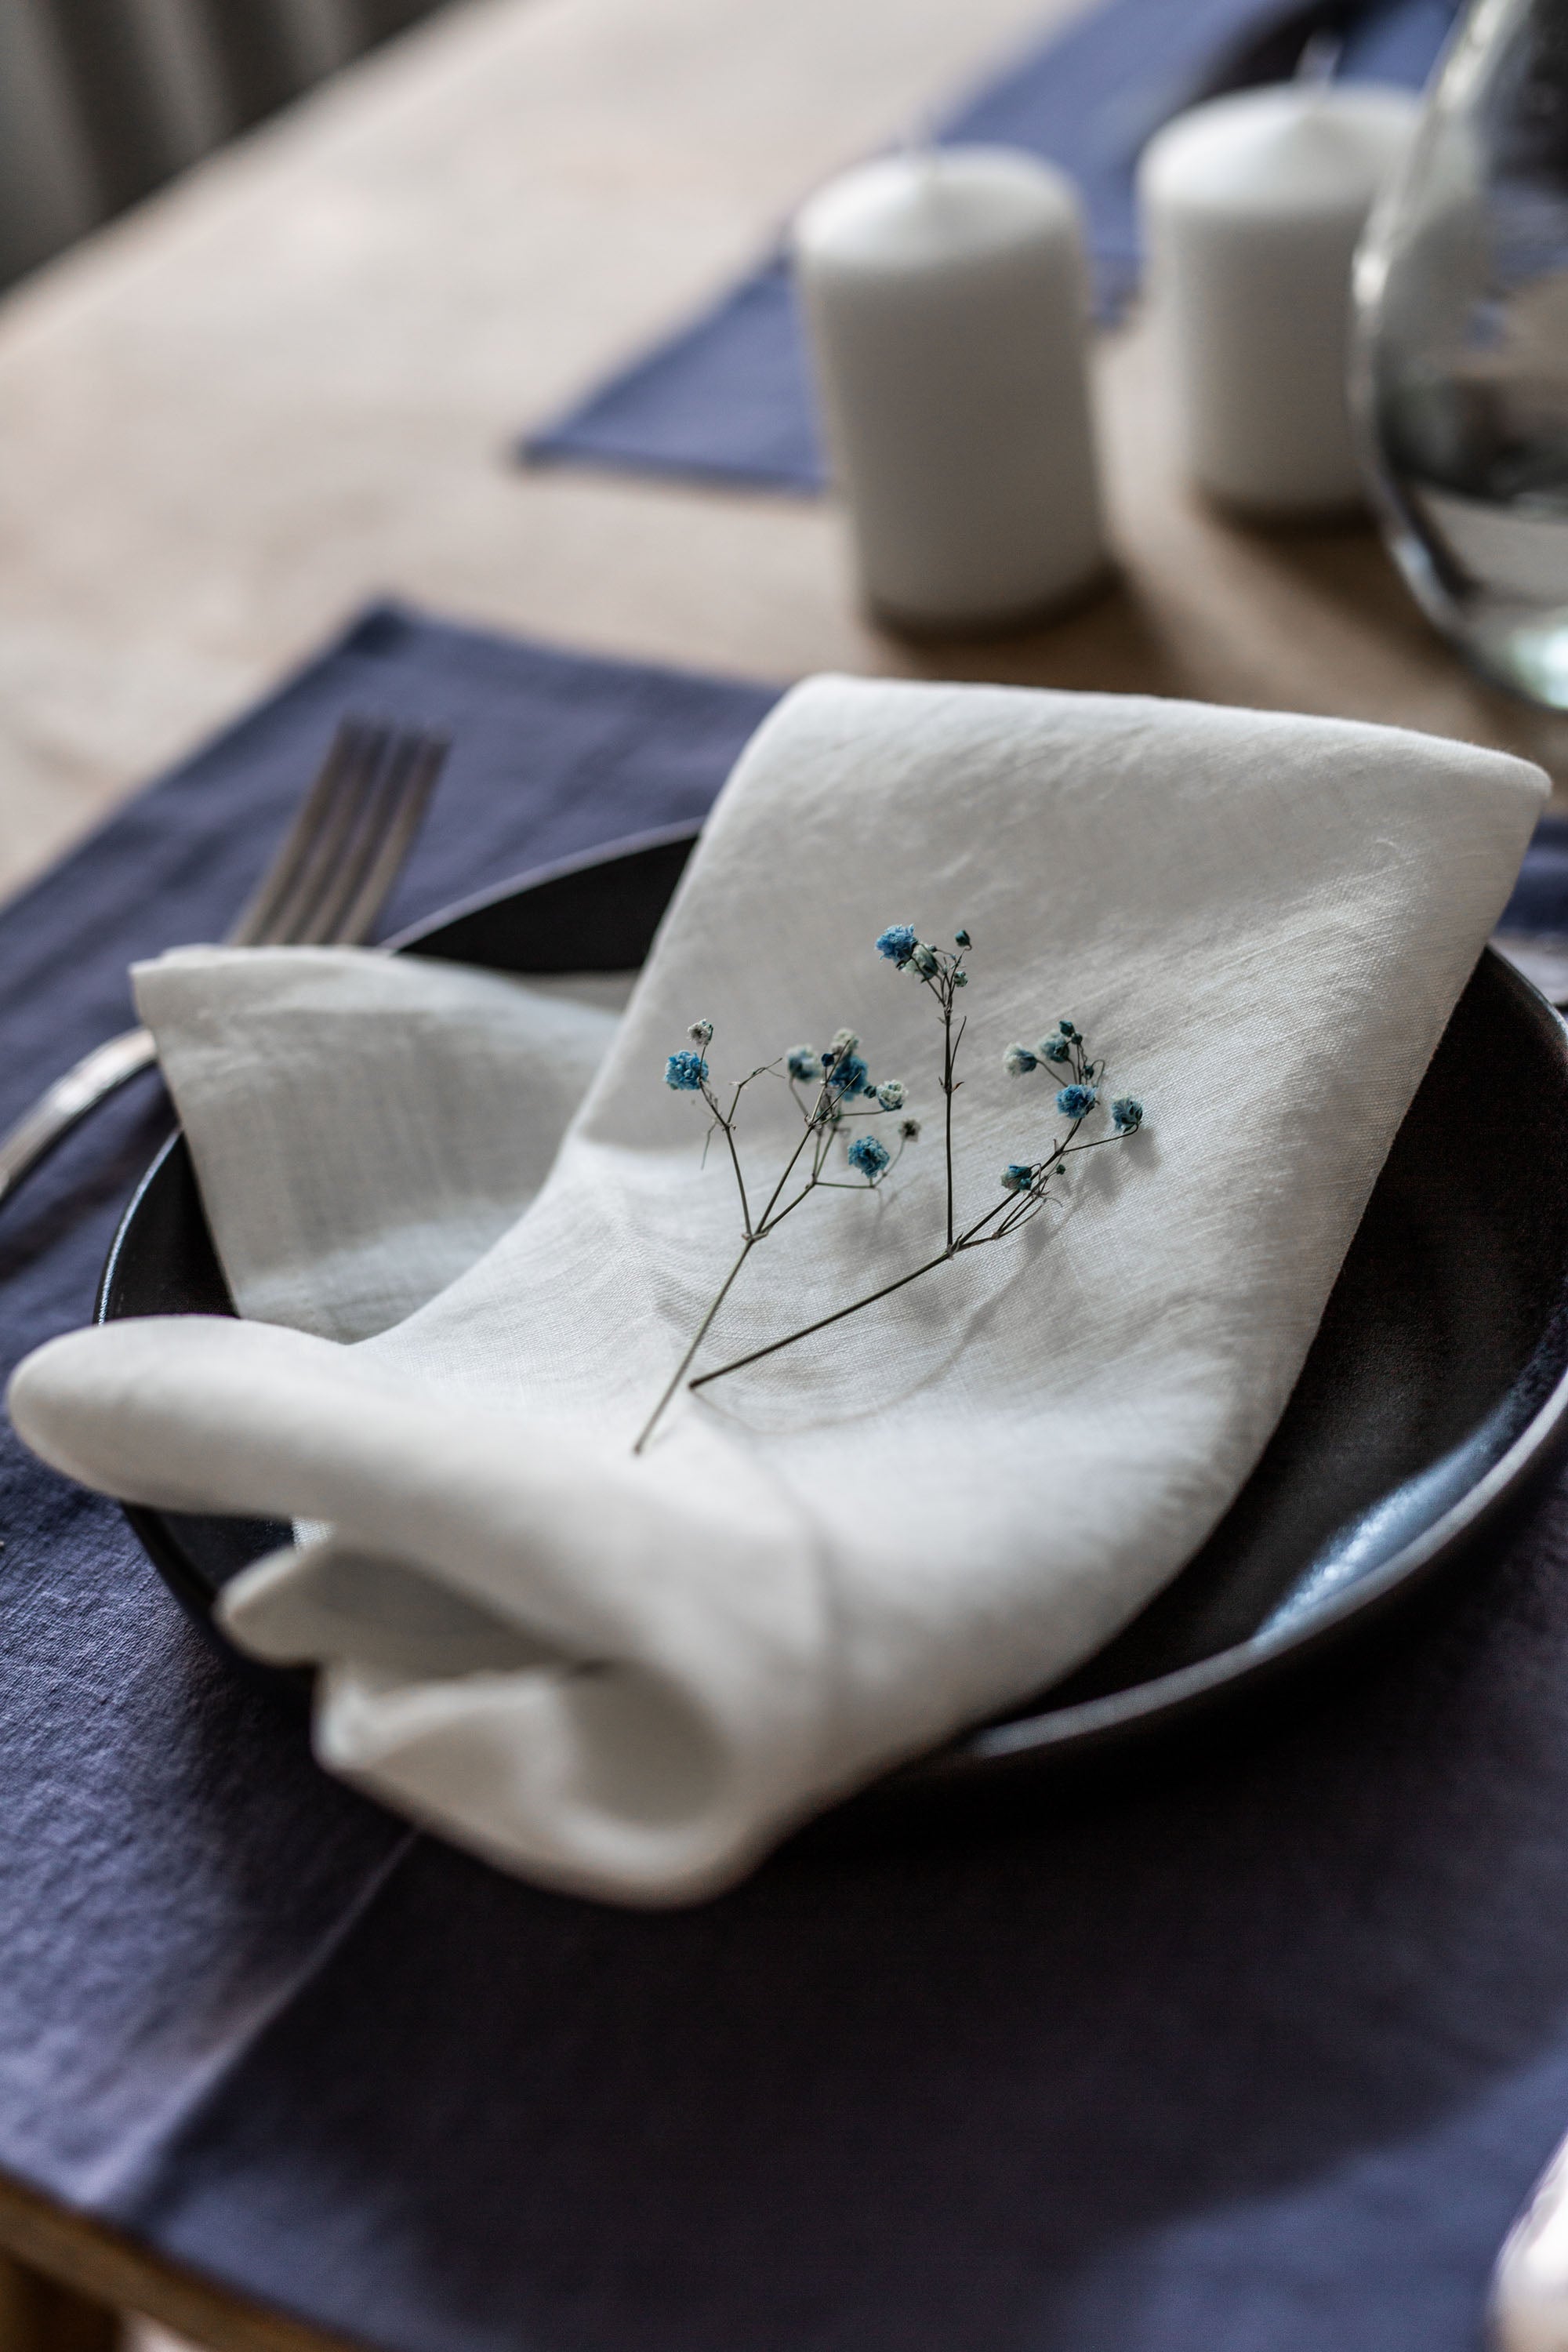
133, 947, 631, 1342
9, 678, 1544, 1904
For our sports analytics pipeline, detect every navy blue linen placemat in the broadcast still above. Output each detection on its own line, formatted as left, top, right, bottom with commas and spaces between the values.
1502, 818, 1568, 931
522, 0, 1460, 495
7, 602, 1568, 2352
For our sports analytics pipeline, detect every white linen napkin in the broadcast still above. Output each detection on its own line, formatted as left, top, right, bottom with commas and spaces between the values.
10, 677, 1546, 1905
129, 947, 630, 1341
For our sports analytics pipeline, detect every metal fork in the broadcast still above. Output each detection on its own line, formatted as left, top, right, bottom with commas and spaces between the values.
0, 715, 448, 1209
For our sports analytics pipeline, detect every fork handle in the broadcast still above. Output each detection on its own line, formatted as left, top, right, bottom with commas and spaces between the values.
0, 1027, 158, 1207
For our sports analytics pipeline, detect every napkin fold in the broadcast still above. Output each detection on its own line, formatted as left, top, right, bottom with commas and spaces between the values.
9, 678, 1545, 1904
131, 948, 630, 1341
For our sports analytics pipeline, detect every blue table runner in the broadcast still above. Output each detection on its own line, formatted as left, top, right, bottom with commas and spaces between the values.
522, 0, 1461, 495
5, 601, 1568, 2352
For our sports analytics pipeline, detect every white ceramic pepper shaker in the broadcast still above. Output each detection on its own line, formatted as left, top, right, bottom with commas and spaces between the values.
1138, 84, 1418, 516
792, 144, 1109, 632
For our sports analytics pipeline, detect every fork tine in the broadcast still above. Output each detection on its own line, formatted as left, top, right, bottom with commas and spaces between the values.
251, 722, 391, 948
0, 712, 449, 1218
293, 728, 421, 947
227, 714, 445, 954
227, 717, 376, 949
326, 733, 447, 946
291, 727, 438, 946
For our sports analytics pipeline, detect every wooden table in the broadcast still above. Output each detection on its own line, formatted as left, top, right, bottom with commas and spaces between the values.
0, 0, 1560, 2340
1, 0, 1566, 920
0, 2171, 352, 2352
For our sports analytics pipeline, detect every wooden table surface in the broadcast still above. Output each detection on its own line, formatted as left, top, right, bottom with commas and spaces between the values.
1, 0, 1566, 920
0, 0, 1561, 2340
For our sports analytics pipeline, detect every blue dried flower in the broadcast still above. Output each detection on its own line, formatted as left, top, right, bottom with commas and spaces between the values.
1058, 1018, 1078, 1038
900, 1117, 920, 1139
955, 928, 971, 948
829, 1052, 869, 1094
666, 1050, 709, 1091
876, 1079, 906, 1109
787, 1044, 822, 1082
1000, 1163, 1035, 1193
848, 1134, 891, 1178
1004, 1043, 1037, 1077
1112, 1095, 1144, 1133
876, 924, 917, 966
911, 942, 939, 977
1038, 1033, 1072, 1064
1056, 1083, 1097, 1119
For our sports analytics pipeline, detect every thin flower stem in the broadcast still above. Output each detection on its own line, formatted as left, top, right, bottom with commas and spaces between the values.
691, 1138, 1090, 1400
642, 935, 1138, 1447
942, 986, 956, 1250
757, 1119, 822, 1232
702, 1065, 783, 1236
721, 1121, 753, 1234
633, 1236, 755, 1453
690, 1249, 953, 1392
763, 1178, 821, 1231
702, 1084, 754, 1236
757, 1071, 837, 1232
994, 1192, 1055, 1239
954, 1197, 1017, 1248
919, 964, 961, 1254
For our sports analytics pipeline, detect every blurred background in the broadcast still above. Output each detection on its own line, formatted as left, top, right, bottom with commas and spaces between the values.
0, 0, 448, 289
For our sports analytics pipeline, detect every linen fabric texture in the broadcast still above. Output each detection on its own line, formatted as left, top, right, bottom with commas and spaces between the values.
132, 948, 630, 1343
9, 677, 1544, 1904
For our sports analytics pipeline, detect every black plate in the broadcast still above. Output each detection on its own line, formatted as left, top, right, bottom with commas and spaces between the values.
99, 823, 1568, 1830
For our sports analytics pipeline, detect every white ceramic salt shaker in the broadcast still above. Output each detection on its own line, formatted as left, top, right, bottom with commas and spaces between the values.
792, 144, 1108, 632
1138, 84, 1418, 515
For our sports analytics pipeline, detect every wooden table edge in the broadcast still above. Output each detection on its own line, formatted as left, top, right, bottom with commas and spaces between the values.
0, 2166, 358, 2352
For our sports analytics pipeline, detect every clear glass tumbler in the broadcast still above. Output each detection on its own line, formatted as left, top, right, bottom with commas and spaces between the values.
1354, 0, 1568, 706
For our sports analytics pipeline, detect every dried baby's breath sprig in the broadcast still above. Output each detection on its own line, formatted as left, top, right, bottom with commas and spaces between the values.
873, 924, 971, 1251
633, 1006, 917, 1453
680, 928, 1149, 1410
